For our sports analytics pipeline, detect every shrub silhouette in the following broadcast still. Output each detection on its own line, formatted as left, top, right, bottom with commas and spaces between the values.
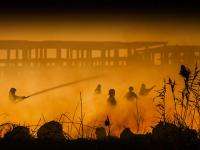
152, 121, 199, 148
95, 127, 106, 140
120, 128, 134, 140
2, 125, 32, 142
37, 121, 66, 142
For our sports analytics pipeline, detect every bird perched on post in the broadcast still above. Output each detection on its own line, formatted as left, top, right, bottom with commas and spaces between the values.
179, 65, 191, 81
104, 116, 110, 127
104, 116, 111, 136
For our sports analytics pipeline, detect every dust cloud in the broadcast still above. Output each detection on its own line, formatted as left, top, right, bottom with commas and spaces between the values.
0, 65, 183, 137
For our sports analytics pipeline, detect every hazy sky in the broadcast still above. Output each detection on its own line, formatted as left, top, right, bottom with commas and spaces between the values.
0, 0, 199, 44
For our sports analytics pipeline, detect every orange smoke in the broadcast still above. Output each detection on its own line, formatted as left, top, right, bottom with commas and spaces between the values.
0, 65, 187, 137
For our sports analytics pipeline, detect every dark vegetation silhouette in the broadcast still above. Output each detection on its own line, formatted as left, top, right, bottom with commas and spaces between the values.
0, 64, 200, 150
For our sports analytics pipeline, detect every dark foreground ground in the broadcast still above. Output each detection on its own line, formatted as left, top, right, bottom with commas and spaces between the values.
0, 121, 199, 150
0, 138, 200, 150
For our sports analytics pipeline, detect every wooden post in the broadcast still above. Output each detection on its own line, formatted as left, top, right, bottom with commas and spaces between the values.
35, 48, 39, 59
16, 49, 19, 59
43, 48, 47, 59
40, 48, 43, 59
66, 49, 69, 59
7, 49, 10, 60
28, 49, 31, 59
56, 48, 61, 59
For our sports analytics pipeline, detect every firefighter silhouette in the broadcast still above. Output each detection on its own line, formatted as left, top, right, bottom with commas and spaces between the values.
139, 84, 155, 96
9, 88, 28, 102
125, 86, 138, 100
107, 89, 117, 106
95, 84, 102, 94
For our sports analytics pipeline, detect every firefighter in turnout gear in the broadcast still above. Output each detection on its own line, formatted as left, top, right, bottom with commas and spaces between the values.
9, 88, 29, 102
139, 84, 155, 96
107, 89, 117, 106
95, 84, 102, 94
125, 86, 138, 101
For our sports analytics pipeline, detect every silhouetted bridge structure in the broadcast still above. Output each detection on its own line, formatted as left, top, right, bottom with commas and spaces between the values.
0, 41, 199, 69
